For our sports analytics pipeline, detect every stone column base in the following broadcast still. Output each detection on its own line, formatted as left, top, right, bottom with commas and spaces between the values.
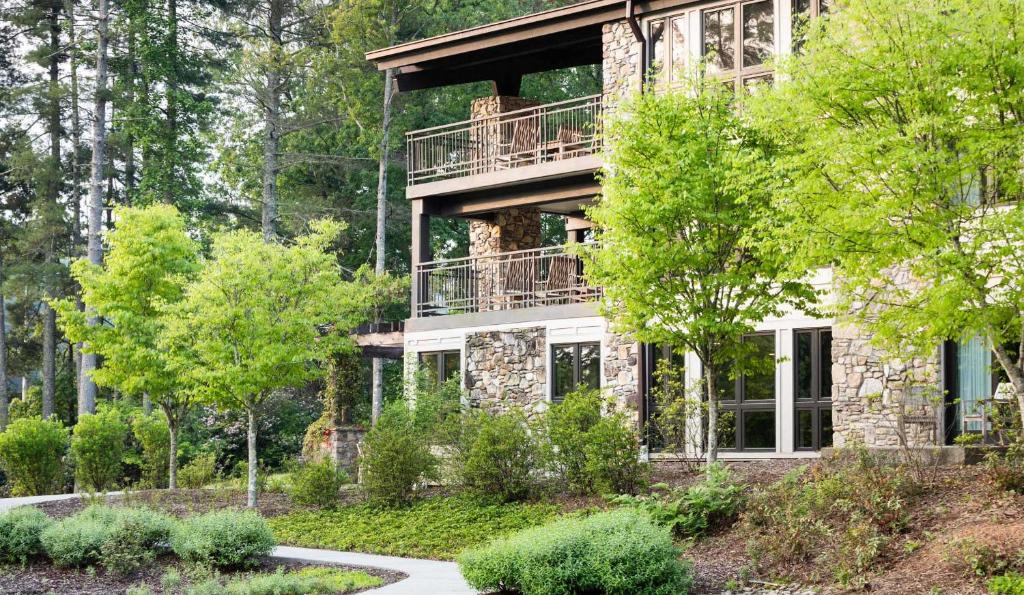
332, 425, 366, 477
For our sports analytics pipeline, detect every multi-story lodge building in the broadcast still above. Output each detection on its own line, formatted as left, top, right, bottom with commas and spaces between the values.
366, 0, 1004, 459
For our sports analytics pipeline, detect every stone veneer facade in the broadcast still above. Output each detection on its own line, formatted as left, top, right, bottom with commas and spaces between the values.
465, 327, 548, 417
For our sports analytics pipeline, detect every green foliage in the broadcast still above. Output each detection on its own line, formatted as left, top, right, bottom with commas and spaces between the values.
749, 0, 1024, 423
0, 506, 54, 563
742, 450, 917, 585
171, 509, 277, 569
99, 508, 179, 575
0, 417, 69, 496
611, 462, 745, 538
985, 441, 1024, 494
41, 505, 121, 567
209, 567, 382, 595
131, 411, 171, 489
178, 452, 219, 489
269, 495, 558, 560
452, 408, 538, 503
990, 574, 1024, 595
458, 509, 692, 595
359, 400, 437, 507
288, 458, 348, 508
544, 388, 602, 493
583, 413, 649, 495
71, 408, 129, 492
584, 76, 815, 459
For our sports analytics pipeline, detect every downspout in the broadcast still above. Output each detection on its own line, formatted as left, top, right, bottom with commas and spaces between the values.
626, 0, 646, 94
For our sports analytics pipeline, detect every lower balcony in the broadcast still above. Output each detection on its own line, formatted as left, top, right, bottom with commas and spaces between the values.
414, 244, 601, 318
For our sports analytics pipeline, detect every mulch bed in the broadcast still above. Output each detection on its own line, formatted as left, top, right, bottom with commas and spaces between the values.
0, 557, 405, 595
33, 488, 299, 520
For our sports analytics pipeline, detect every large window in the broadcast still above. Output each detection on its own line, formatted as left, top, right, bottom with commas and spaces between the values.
717, 332, 776, 451
642, 344, 686, 450
552, 342, 600, 403
791, 0, 832, 52
647, 13, 689, 84
418, 350, 461, 388
794, 328, 833, 451
701, 0, 775, 90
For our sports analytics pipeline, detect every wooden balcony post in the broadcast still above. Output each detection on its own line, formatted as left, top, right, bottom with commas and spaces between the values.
411, 200, 431, 315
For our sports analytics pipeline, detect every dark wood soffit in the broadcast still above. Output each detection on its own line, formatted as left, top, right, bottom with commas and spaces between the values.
421, 174, 600, 217
366, 0, 698, 86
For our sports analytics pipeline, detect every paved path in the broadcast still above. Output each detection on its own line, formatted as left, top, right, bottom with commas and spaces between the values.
0, 492, 474, 594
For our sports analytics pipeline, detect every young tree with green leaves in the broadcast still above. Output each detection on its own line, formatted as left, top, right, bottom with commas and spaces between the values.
160, 221, 372, 506
54, 204, 200, 488
750, 0, 1024, 427
583, 78, 815, 465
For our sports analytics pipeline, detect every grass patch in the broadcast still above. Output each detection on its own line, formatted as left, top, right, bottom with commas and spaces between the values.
268, 495, 559, 560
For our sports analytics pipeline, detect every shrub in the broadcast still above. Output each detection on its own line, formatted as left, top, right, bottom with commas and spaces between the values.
359, 402, 436, 507
72, 409, 129, 492
458, 509, 692, 595
611, 462, 745, 538
986, 441, 1024, 494
132, 412, 171, 489
0, 506, 54, 563
583, 413, 649, 495
171, 509, 276, 569
178, 452, 218, 488
454, 409, 538, 503
0, 417, 69, 496
742, 449, 916, 585
269, 495, 557, 560
100, 508, 178, 575
289, 458, 348, 508
991, 574, 1024, 595
41, 505, 121, 567
544, 388, 602, 494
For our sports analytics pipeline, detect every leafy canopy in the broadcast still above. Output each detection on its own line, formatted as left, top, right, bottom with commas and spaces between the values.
748, 0, 1024, 407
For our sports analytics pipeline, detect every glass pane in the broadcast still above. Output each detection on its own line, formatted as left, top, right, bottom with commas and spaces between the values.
718, 409, 737, 449
579, 343, 601, 391
716, 367, 736, 402
796, 409, 814, 449
820, 408, 834, 448
743, 74, 773, 94
744, 410, 776, 449
744, 334, 776, 401
670, 17, 687, 81
791, 0, 812, 52
742, 0, 774, 68
703, 7, 735, 73
958, 336, 992, 433
795, 331, 813, 400
649, 19, 666, 76
553, 346, 576, 402
443, 351, 460, 382
418, 352, 441, 384
819, 330, 833, 400
819, 0, 833, 15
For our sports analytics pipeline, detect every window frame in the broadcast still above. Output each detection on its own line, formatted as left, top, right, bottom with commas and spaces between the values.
793, 327, 834, 451
790, 0, 831, 53
417, 349, 462, 388
717, 331, 777, 452
699, 0, 776, 92
642, 344, 686, 451
646, 13, 690, 86
550, 341, 601, 404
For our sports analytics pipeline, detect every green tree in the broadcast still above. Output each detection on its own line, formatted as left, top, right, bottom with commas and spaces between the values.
750, 0, 1024, 426
54, 204, 200, 488
71, 407, 128, 492
583, 78, 815, 465
160, 221, 371, 506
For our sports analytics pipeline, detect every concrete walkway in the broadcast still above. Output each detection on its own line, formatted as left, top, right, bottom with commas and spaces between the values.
0, 492, 474, 594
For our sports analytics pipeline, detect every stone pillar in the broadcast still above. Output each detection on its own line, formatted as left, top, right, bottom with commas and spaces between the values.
332, 425, 366, 477
469, 95, 541, 175
602, 20, 643, 103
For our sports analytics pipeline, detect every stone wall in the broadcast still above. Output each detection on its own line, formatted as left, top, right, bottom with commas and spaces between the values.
465, 327, 548, 418
603, 330, 641, 413
602, 20, 642, 103
831, 321, 943, 448
468, 207, 542, 257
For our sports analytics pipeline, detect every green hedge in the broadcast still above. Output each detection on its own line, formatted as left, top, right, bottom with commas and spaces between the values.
171, 509, 276, 569
0, 506, 53, 563
458, 509, 692, 595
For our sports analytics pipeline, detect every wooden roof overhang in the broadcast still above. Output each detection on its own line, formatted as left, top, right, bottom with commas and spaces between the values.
366, 0, 625, 93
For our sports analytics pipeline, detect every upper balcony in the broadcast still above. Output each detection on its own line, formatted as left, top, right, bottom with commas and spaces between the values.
406, 95, 603, 200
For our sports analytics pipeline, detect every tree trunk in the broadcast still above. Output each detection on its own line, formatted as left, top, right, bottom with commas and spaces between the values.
0, 270, 7, 431
41, 304, 55, 420
41, 2, 61, 421
168, 418, 178, 490
262, 0, 284, 243
704, 362, 719, 468
164, 0, 178, 204
67, 0, 86, 412
81, 0, 111, 414
371, 68, 395, 426
124, 28, 137, 203
992, 340, 1024, 431
247, 407, 258, 507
